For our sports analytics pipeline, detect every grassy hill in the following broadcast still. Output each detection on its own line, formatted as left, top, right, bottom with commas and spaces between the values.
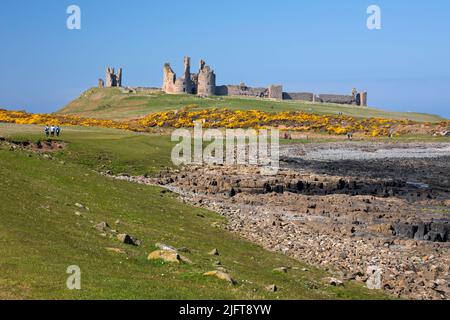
57, 88, 445, 123
0, 123, 389, 299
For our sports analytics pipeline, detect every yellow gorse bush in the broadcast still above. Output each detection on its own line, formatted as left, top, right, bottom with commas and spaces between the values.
2, 108, 443, 137
0, 109, 132, 131
138, 108, 417, 136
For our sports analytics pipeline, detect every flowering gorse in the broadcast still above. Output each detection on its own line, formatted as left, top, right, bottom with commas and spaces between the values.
1, 108, 446, 137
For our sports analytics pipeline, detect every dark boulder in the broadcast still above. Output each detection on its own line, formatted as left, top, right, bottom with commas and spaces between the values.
394, 223, 416, 239
429, 222, 449, 242
396, 221, 449, 242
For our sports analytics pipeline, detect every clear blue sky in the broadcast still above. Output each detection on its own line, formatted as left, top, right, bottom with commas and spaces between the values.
1, 0, 449, 118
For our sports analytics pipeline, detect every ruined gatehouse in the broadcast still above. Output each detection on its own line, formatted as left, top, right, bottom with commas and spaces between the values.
163, 57, 216, 96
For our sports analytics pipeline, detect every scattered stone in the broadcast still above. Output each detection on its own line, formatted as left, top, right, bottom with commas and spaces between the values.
216, 266, 229, 273
325, 277, 344, 287
368, 223, 393, 235
273, 267, 289, 273
203, 271, 236, 285
179, 255, 193, 264
94, 222, 110, 232
148, 250, 181, 264
156, 243, 178, 252
105, 247, 126, 254
341, 225, 356, 236
211, 222, 221, 228
208, 248, 220, 256
178, 247, 191, 254
117, 233, 141, 246
265, 284, 278, 292
114, 147, 450, 300
147, 250, 192, 264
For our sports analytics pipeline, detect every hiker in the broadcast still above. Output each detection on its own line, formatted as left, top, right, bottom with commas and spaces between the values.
44, 125, 50, 137
56, 126, 61, 137
389, 128, 394, 139
347, 132, 353, 141
50, 125, 55, 137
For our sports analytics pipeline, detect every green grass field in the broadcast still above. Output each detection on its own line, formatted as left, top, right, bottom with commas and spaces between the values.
57, 88, 445, 122
0, 123, 390, 300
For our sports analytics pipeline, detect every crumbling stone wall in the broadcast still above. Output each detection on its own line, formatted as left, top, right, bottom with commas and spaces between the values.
216, 84, 268, 98
159, 56, 368, 106
133, 87, 163, 94
283, 91, 367, 106
283, 92, 314, 101
316, 94, 355, 104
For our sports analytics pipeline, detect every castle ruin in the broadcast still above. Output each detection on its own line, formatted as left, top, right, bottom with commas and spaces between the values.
161, 57, 367, 106
98, 57, 368, 106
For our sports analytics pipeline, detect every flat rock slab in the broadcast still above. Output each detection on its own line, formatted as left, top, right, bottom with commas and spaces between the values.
203, 270, 236, 285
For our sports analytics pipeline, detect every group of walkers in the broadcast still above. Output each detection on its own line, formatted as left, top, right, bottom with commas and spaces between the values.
44, 125, 61, 138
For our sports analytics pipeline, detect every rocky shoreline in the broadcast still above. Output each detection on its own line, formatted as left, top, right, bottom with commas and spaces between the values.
109, 142, 450, 300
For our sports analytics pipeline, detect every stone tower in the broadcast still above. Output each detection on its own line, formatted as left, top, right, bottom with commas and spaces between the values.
163, 57, 195, 94
197, 59, 216, 96
105, 67, 122, 87
268, 85, 283, 100
162, 63, 176, 93
360, 92, 368, 107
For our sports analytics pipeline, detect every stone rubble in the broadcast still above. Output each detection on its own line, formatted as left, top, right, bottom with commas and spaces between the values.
108, 142, 450, 300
